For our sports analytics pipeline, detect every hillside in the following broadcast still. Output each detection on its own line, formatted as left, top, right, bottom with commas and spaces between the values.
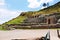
20, 2, 60, 17
2, 1, 60, 24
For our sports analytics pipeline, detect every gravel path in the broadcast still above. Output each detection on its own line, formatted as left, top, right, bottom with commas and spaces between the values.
0, 29, 60, 40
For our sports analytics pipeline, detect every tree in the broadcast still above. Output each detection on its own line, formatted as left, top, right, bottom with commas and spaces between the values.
43, 3, 49, 7
43, 3, 47, 7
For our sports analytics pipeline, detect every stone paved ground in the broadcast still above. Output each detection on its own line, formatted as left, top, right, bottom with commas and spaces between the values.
0, 29, 60, 40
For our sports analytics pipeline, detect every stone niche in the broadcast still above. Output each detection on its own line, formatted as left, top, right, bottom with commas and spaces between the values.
46, 15, 57, 24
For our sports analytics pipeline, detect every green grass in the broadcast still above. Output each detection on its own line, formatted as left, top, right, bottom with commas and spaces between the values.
3, 2, 60, 25
20, 2, 60, 17
7, 16, 26, 24
3, 16, 27, 24
0, 26, 5, 30
0, 2, 60, 30
1, 16, 27, 30
0, 26, 2, 30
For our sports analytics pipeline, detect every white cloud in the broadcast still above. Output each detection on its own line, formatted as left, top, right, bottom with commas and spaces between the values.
0, 0, 5, 6
28, 0, 54, 8
41, 6, 47, 9
39, 0, 53, 3
0, 9, 22, 24
28, 0, 40, 8
0, 0, 22, 24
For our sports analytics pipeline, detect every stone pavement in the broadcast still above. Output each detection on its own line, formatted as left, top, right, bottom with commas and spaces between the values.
0, 29, 60, 40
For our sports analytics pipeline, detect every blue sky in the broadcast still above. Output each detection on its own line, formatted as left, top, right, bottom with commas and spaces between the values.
5, 0, 60, 11
0, 0, 60, 24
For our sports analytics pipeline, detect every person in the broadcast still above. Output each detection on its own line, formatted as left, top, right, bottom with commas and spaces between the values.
36, 32, 50, 40
44, 32, 50, 40
57, 29, 60, 38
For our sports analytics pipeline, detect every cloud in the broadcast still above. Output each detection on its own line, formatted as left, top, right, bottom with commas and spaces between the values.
28, 0, 54, 8
0, 9, 22, 24
28, 0, 40, 8
0, 0, 22, 24
0, 0, 5, 6
39, 0, 53, 3
41, 6, 47, 9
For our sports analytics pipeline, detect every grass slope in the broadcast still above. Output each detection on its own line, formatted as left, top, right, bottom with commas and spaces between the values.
0, 2, 60, 30
3, 16, 27, 24
2, 2, 60, 25
20, 2, 60, 17
38, 2, 60, 14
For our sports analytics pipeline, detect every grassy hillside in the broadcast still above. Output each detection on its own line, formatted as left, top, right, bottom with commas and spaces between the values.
20, 2, 60, 17
38, 2, 60, 14
0, 1, 60, 30
0, 16, 27, 30
2, 2, 60, 25
2, 16, 27, 25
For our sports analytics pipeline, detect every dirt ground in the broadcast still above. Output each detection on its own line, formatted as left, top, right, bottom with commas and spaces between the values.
0, 29, 60, 40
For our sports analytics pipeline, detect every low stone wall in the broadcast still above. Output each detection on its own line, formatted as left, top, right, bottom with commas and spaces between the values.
4, 24, 60, 30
